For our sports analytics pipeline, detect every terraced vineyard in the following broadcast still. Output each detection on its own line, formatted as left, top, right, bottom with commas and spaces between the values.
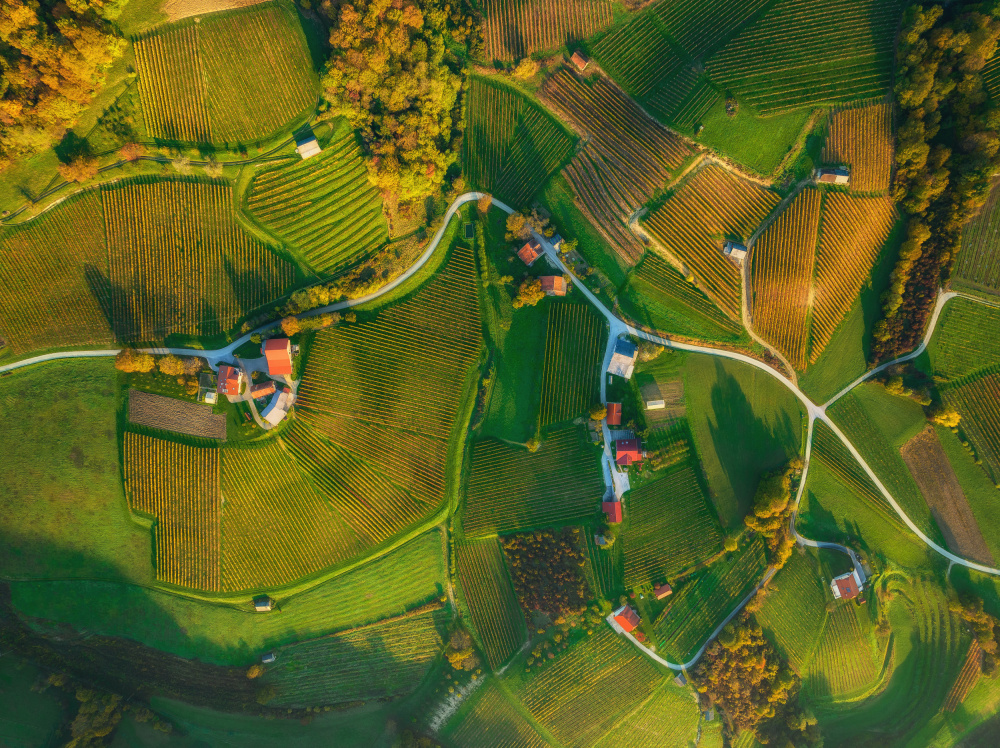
944, 372, 1000, 484
591, 12, 682, 99
447, 681, 548, 748
219, 441, 359, 592
755, 551, 827, 671
595, 682, 700, 748
246, 129, 388, 274
812, 422, 900, 525
652, 0, 770, 61
810, 193, 896, 362
464, 78, 575, 206
622, 465, 723, 587
510, 627, 663, 747
0, 192, 113, 354
265, 606, 447, 706
822, 102, 894, 193
456, 538, 525, 669
482, 0, 613, 60
654, 536, 767, 661
751, 188, 822, 370
954, 180, 1000, 294
927, 298, 1000, 379
943, 641, 982, 712
295, 243, 481, 511
133, 2, 318, 143
103, 179, 296, 342
123, 433, 221, 591
539, 304, 604, 427
706, 0, 904, 114
807, 604, 878, 698
643, 165, 780, 319
463, 427, 604, 536
984, 54, 1000, 100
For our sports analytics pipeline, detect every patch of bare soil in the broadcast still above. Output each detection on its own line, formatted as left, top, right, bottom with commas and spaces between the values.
901, 426, 995, 565
162, 0, 269, 22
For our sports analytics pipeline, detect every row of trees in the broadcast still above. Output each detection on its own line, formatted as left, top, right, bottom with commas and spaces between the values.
744, 460, 803, 571
873, 2, 1000, 359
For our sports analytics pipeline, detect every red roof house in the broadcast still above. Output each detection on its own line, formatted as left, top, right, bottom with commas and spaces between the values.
540, 276, 567, 296
602, 500, 622, 524
571, 51, 590, 72
653, 583, 673, 600
613, 605, 640, 633
516, 241, 542, 266
217, 364, 243, 396
830, 570, 863, 600
606, 402, 622, 426
615, 438, 642, 466
249, 380, 277, 399
262, 338, 293, 377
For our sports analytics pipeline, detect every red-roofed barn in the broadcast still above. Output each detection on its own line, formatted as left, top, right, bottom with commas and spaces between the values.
540, 276, 567, 296
615, 438, 642, 466
613, 605, 640, 633
606, 402, 622, 426
602, 500, 622, 524
262, 338, 293, 377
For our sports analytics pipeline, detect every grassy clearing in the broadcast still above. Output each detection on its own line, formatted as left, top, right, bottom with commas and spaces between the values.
755, 549, 828, 672
926, 297, 1000, 380
0, 360, 152, 583
444, 679, 549, 747
539, 302, 604, 428
623, 464, 723, 587
594, 681, 700, 748
463, 427, 604, 536
9, 530, 445, 666
683, 353, 805, 527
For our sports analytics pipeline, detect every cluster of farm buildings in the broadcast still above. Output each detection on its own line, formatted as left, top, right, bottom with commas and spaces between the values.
213, 337, 298, 426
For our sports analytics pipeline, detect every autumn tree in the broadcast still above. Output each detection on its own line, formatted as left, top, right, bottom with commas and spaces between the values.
501, 529, 589, 619
476, 193, 492, 214
512, 278, 544, 309
119, 142, 145, 162
57, 155, 99, 183
280, 316, 302, 336
744, 460, 802, 570
157, 354, 185, 376
114, 347, 154, 373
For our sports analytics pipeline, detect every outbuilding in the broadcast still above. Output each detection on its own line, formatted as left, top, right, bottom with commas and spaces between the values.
613, 604, 640, 633
261, 386, 294, 427
250, 380, 277, 400
654, 583, 673, 600
608, 338, 638, 379
723, 240, 748, 262
253, 595, 273, 612
261, 652, 277, 664
571, 51, 590, 72
262, 337, 293, 377
295, 135, 322, 160
540, 276, 568, 296
602, 500, 623, 524
606, 402, 622, 426
815, 167, 850, 185
830, 570, 864, 600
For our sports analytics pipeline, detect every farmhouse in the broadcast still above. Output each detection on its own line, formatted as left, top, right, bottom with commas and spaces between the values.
608, 338, 638, 379
250, 380, 277, 399
815, 167, 850, 185
830, 570, 864, 600
613, 604, 640, 633
517, 240, 543, 266
253, 595, 273, 612
602, 499, 623, 524
216, 364, 244, 396
653, 583, 673, 600
261, 386, 294, 427
295, 134, 322, 159
262, 337, 293, 377
606, 402, 622, 426
540, 276, 568, 296
615, 438, 643, 466
723, 240, 748, 262
571, 51, 590, 72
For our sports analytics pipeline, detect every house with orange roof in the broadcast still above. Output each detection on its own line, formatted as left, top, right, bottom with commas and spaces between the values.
216, 364, 244, 397
613, 604, 640, 633
540, 276, 568, 296
516, 241, 542, 266
262, 338, 293, 377
606, 402, 622, 426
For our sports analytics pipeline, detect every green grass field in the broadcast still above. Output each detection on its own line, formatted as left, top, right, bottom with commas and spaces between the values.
462, 427, 604, 536
539, 303, 604, 428
623, 464, 723, 586
755, 549, 828, 672
594, 681, 700, 748
245, 122, 388, 275
445, 679, 550, 748
456, 537, 526, 670
926, 298, 1000, 380
9, 529, 445, 666
0, 656, 67, 747
654, 536, 768, 661
683, 353, 805, 527
0, 359, 153, 583
694, 100, 815, 176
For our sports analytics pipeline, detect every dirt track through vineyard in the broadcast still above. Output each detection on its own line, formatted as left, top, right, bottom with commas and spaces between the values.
900, 426, 995, 566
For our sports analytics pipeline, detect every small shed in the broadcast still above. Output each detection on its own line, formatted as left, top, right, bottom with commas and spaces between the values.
250, 380, 277, 400
608, 338, 638, 379
217, 364, 243, 396
261, 652, 277, 664
613, 604, 640, 633
516, 241, 542, 266
540, 276, 568, 296
830, 569, 864, 600
262, 338, 293, 377
202, 390, 218, 405
261, 386, 294, 427
295, 135, 322, 160
550, 234, 564, 252
815, 167, 850, 185
653, 583, 673, 600
602, 500, 623, 524
571, 51, 590, 72
615, 438, 642, 467
723, 241, 748, 262
253, 595, 273, 612
606, 402, 622, 426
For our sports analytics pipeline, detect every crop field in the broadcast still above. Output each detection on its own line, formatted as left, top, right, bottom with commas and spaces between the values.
591, 12, 682, 99
595, 682, 700, 748
219, 441, 360, 592
622, 465, 723, 587
751, 188, 822, 370
585, 527, 624, 600
128, 390, 226, 440
943, 641, 982, 712
510, 627, 663, 747
811, 421, 899, 524
264, 606, 447, 707
755, 551, 827, 671
654, 536, 767, 661
927, 298, 1000, 380
133, 3, 317, 143
705, 0, 905, 115
482, 0, 613, 60
944, 373, 1000, 485
642, 164, 780, 319
245, 129, 388, 274
954, 180, 1000, 293
464, 78, 575, 207
103, 179, 296, 342
821, 102, 894, 193
652, 0, 770, 61
810, 193, 896, 363
447, 681, 548, 747
806, 604, 879, 699
986, 54, 1000, 99
539, 303, 603, 427
295, 243, 481, 508
455, 538, 525, 669
463, 427, 604, 536
0, 192, 113, 354
123, 432, 221, 591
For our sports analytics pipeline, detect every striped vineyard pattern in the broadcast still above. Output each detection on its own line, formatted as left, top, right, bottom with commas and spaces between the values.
821, 101, 894, 193
482, 0, 613, 61
456, 538, 526, 669
539, 303, 604, 427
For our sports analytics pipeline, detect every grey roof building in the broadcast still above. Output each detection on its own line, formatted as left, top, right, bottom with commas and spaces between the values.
608, 338, 638, 379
